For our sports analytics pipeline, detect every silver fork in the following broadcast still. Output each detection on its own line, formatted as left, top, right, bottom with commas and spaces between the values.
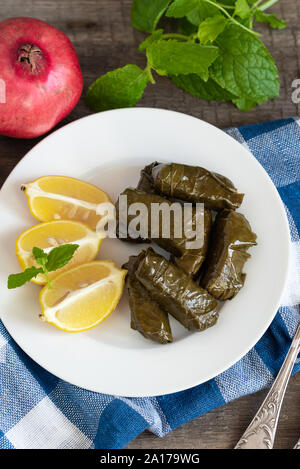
235, 323, 300, 449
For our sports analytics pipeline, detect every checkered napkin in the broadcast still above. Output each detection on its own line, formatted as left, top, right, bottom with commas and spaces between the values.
1, 118, 299, 449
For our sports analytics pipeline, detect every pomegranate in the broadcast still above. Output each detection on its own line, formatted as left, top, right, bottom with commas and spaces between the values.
0, 17, 83, 139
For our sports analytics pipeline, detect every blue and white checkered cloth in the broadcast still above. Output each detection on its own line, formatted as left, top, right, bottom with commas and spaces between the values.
1, 117, 299, 449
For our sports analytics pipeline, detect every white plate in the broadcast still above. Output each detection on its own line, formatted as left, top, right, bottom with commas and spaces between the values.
0, 108, 290, 397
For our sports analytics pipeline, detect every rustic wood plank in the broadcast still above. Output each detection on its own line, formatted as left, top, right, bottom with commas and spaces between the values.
0, 0, 299, 449
128, 374, 300, 449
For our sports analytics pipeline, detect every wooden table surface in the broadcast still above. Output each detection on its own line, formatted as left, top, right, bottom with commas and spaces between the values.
0, 0, 299, 450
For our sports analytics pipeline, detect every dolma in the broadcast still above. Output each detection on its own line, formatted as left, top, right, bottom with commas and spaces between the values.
201, 210, 257, 300
136, 248, 219, 332
123, 256, 173, 344
116, 162, 160, 242
115, 188, 150, 244
137, 161, 160, 194
152, 163, 244, 211
117, 187, 211, 276
172, 207, 212, 277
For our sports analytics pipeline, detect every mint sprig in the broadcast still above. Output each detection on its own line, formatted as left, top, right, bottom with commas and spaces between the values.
86, 0, 286, 112
8, 244, 79, 289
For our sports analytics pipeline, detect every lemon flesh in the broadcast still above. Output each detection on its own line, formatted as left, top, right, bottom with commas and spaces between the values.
39, 261, 127, 332
16, 220, 103, 285
23, 175, 112, 230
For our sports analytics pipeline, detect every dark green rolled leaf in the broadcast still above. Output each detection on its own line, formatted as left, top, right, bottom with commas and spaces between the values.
201, 210, 257, 300
136, 248, 219, 332
152, 162, 244, 211
124, 255, 173, 344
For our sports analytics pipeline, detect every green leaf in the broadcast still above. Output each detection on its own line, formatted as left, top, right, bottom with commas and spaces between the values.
232, 96, 265, 111
146, 40, 219, 81
86, 65, 150, 112
32, 247, 48, 267
198, 15, 228, 44
220, 0, 238, 4
186, 1, 220, 25
138, 29, 164, 51
255, 11, 286, 29
8, 267, 43, 289
210, 25, 279, 102
46, 244, 79, 272
178, 17, 198, 35
131, 0, 171, 32
166, 0, 199, 18
234, 0, 251, 19
171, 74, 236, 101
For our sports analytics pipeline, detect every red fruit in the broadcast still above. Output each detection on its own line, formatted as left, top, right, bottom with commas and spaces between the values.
0, 17, 83, 139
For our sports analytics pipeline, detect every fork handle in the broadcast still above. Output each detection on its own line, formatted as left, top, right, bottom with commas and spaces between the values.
235, 323, 300, 449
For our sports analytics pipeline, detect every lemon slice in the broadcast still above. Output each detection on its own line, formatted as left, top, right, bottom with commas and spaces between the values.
39, 261, 127, 332
16, 220, 104, 285
23, 175, 112, 230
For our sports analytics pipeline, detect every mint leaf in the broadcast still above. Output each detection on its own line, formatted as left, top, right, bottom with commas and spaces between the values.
219, 0, 237, 4
139, 29, 164, 51
255, 11, 286, 29
171, 74, 236, 101
131, 0, 171, 32
32, 247, 48, 267
46, 244, 79, 272
86, 65, 150, 112
8, 245, 79, 290
234, 0, 251, 19
198, 15, 228, 44
210, 25, 279, 102
178, 17, 198, 35
232, 96, 265, 111
166, 0, 199, 18
8, 267, 43, 289
187, 1, 220, 25
146, 40, 219, 81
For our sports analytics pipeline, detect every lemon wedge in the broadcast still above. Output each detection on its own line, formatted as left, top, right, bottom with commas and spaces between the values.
39, 260, 127, 332
16, 220, 104, 285
23, 175, 111, 230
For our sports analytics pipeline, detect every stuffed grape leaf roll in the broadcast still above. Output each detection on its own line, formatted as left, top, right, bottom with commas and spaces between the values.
116, 162, 161, 242
123, 255, 173, 344
152, 163, 244, 211
137, 161, 160, 194
136, 248, 219, 332
172, 207, 212, 277
117, 187, 211, 276
201, 210, 257, 300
